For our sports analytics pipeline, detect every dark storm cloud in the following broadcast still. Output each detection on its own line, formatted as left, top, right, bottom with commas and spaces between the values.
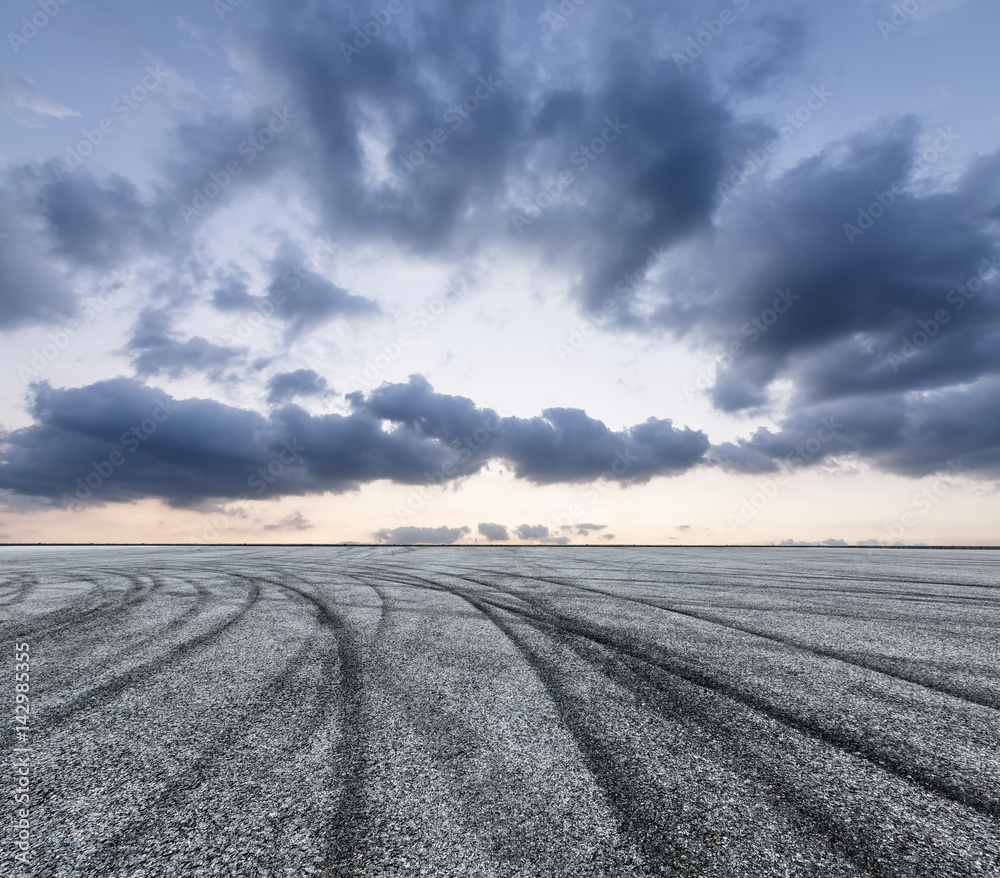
266, 252, 380, 339
2, 0, 998, 494
357, 375, 712, 484
846, 380, 1000, 478
3, 371, 998, 512
0, 104, 306, 330
131, 337, 241, 380
477, 522, 509, 541
211, 269, 257, 312
497, 408, 710, 485
519, 72, 735, 318
0, 0, 782, 343
34, 171, 159, 268
266, 370, 332, 405
125, 309, 242, 380
222, 0, 749, 324
0, 165, 178, 332
375, 525, 470, 544
710, 378, 1000, 478
661, 120, 1000, 414
206, 248, 379, 341
7, 102, 302, 280
0, 376, 712, 508
710, 410, 854, 474
0, 189, 76, 328
0, 378, 451, 508
247, 0, 523, 249
360, 375, 498, 449
162, 106, 300, 232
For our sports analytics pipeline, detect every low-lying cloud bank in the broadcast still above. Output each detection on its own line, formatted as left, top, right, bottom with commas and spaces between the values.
0, 375, 707, 509
1, 372, 998, 512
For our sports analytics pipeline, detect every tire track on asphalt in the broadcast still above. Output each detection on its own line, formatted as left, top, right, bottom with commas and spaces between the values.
42, 564, 351, 860
32, 577, 261, 733
43, 575, 220, 707
255, 566, 382, 877
519, 555, 1000, 610
434, 566, 1000, 823
70, 637, 321, 876
354, 564, 720, 875
492, 557, 1000, 700
509, 596, 963, 878
0, 574, 37, 608
362, 574, 679, 872
404, 568, 888, 877
0, 569, 157, 643
435, 564, 1000, 878
480, 590, 902, 877
443, 580, 798, 875
256, 566, 377, 749
526, 553, 1000, 597
13, 548, 999, 877
340, 568, 593, 875
503, 568, 1000, 712
0, 574, 108, 641
337, 560, 646, 870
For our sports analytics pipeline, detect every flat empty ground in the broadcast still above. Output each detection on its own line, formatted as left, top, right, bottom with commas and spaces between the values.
2, 546, 999, 877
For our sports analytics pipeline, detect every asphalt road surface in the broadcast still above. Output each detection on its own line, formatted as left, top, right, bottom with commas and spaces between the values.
2, 546, 999, 877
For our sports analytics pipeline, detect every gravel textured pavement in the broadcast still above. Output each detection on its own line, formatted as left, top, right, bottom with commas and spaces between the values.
2, 546, 999, 877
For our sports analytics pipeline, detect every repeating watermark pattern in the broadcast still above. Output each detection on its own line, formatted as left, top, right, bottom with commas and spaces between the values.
7, 0, 72, 53
510, 116, 628, 233
683, 287, 799, 402
178, 107, 296, 223
341, 0, 405, 62
727, 418, 844, 532
541, 0, 588, 32
394, 415, 500, 522
348, 275, 468, 386
877, 0, 932, 40
716, 85, 833, 198
51, 65, 171, 180
60, 399, 177, 511
11, 641, 33, 872
877, 458, 968, 543
395, 75, 501, 179
888, 252, 1000, 372
556, 245, 668, 361
673, 0, 752, 72
200, 440, 307, 542
843, 126, 959, 244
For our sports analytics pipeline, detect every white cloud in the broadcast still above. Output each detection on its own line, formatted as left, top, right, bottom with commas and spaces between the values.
0, 62, 78, 121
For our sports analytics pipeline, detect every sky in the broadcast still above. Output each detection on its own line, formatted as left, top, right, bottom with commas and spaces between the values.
0, 0, 999, 546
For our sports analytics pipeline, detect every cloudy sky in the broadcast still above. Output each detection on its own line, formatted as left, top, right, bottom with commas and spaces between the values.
0, 0, 998, 545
